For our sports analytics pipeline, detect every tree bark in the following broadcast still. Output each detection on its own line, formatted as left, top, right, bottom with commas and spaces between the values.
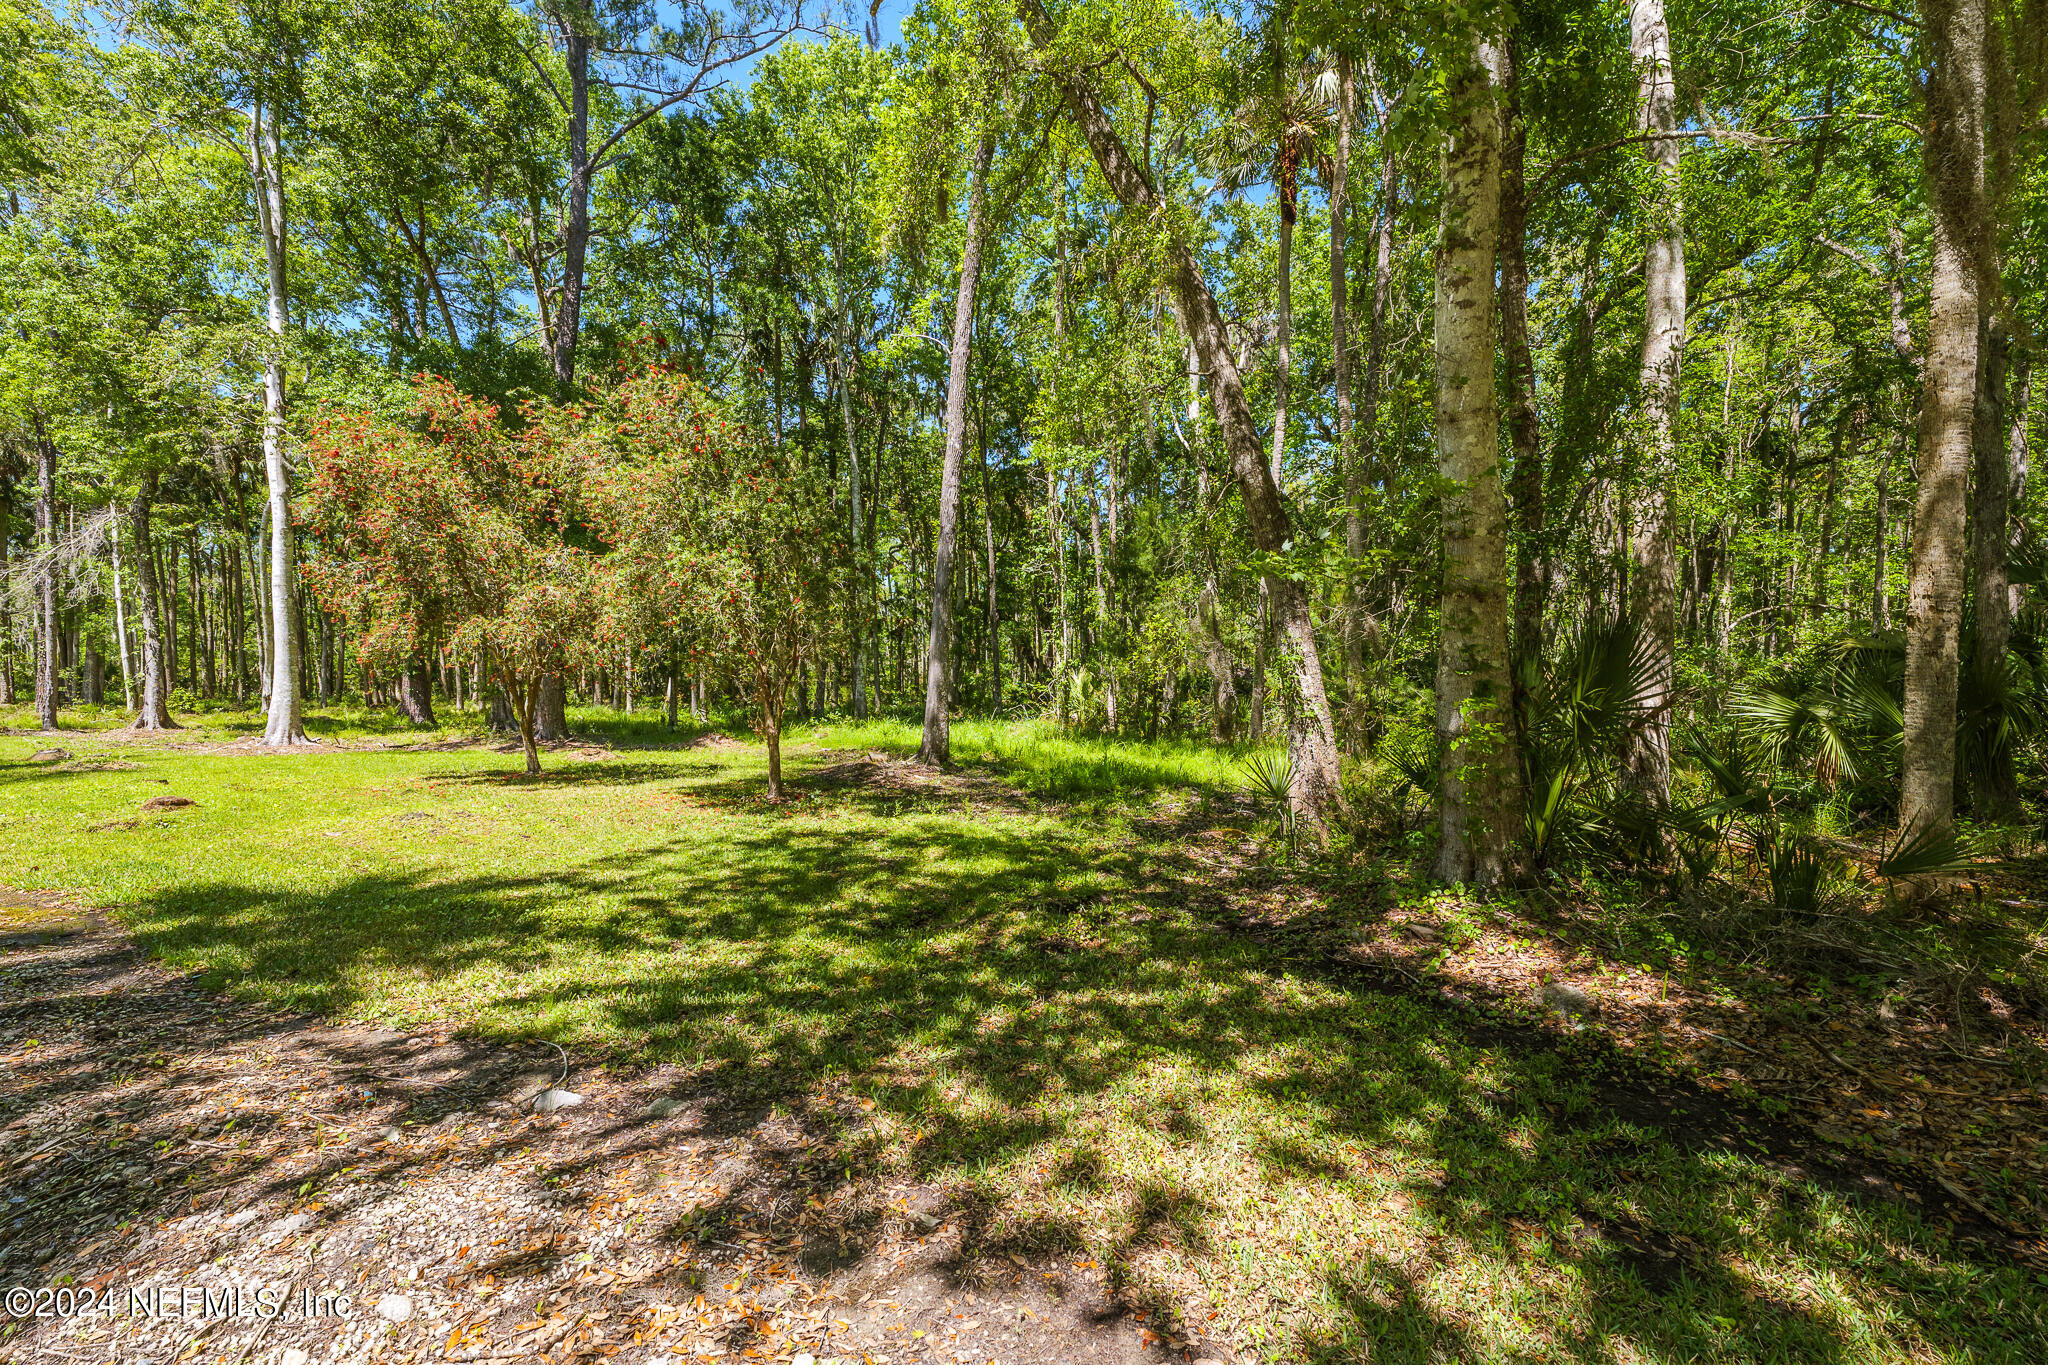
918, 133, 995, 766
535, 673, 569, 740
553, 28, 591, 390
838, 268, 869, 719
761, 679, 785, 798
0, 485, 12, 707
1349, 60, 1398, 691
397, 653, 436, 727
508, 673, 541, 775
1971, 311, 2019, 816
1623, 0, 1686, 804
1498, 44, 1544, 672
127, 476, 177, 730
978, 418, 1002, 714
1331, 53, 1358, 718
250, 103, 304, 746
1900, 0, 1987, 841
1874, 407, 1900, 628
1433, 37, 1521, 888
1267, 0, 1294, 492
1270, 149, 1293, 488
1021, 0, 1344, 831
32, 421, 57, 730
2010, 356, 2032, 621
112, 527, 136, 711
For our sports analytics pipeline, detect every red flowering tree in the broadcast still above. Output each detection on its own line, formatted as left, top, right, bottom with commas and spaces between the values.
301, 377, 599, 775
589, 366, 846, 799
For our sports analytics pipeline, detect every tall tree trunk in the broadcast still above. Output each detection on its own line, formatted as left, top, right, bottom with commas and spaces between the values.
918, 133, 995, 765
535, 674, 568, 739
978, 420, 1002, 714
112, 528, 135, 711
2010, 356, 2032, 621
1623, 0, 1686, 804
251, 103, 304, 746
1498, 44, 1544, 672
838, 266, 869, 719
1433, 37, 1521, 888
128, 476, 176, 729
760, 678, 785, 798
0, 484, 12, 707
1331, 53, 1359, 723
553, 29, 590, 391
1196, 577, 1238, 743
1186, 345, 1239, 742
1088, 486, 1119, 730
32, 420, 57, 730
521, 28, 595, 733
1541, 214, 1612, 624
1270, 162, 1293, 488
508, 673, 541, 775
398, 654, 437, 727
1874, 402, 1900, 628
1900, 0, 1987, 841
1268, 0, 1294, 490
1971, 311, 2019, 815
1023, 0, 1345, 831
1349, 59, 1400, 695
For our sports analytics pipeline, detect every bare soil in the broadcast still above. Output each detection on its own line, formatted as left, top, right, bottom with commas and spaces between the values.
0, 920, 1227, 1365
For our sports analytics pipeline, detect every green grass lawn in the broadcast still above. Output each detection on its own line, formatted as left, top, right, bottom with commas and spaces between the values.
4, 702, 2043, 1362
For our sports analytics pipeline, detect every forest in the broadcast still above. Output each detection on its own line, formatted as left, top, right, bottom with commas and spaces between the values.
3, 0, 2048, 1361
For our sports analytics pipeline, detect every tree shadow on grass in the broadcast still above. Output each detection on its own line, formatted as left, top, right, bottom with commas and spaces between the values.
426, 760, 698, 788
74, 813, 2048, 1363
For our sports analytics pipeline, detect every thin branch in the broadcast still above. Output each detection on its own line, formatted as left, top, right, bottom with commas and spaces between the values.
516, 40, 568, 115
1816, 0, 1922, 29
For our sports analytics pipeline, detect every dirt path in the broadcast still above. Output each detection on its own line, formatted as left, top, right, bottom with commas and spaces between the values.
0, 920, 1224, 1365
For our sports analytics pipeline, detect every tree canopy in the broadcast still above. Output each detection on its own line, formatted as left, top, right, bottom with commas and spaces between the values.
3, 0, 2044, 881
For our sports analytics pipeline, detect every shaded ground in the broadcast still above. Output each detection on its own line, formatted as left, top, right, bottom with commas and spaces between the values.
6, 719, 2048, 1362
0, 921, 1218, 1365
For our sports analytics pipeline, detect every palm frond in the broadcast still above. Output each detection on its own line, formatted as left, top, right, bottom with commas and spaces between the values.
1873, 821, 1977, 881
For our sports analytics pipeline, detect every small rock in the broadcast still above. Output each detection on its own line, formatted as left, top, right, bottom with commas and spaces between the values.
375, 1293, 413, 1323
222, 1209, 259, 1230
529, 1088, 583, 1114
28, 748, 70, 762
269, 1213, 311, 1237
140, 795, 196, 812
281, 1349, 312, 1365
1540, 983, 1594, 1016
1399, 920, 1445, 944
792, 1355, 817, 1365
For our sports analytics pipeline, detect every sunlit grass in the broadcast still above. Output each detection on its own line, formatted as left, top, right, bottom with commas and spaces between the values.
2, 700, 2040, 1362
811, 713, 1256, 799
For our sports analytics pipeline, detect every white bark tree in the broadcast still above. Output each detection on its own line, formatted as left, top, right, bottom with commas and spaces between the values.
1900, 0, 1988, 840
1622, 0, 1686, 804
1432, 36, 1520, 888
918, 133, 996, 765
